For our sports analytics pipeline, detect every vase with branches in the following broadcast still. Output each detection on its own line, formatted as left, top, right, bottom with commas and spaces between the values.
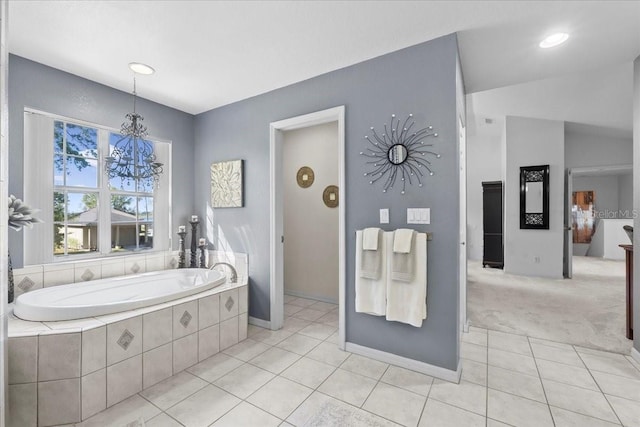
8, 195, 42, 303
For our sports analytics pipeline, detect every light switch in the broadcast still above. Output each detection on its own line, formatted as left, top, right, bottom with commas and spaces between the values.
380, 209, 389, 224
407, 208, 430, 224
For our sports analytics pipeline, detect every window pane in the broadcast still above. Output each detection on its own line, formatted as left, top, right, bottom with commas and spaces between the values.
65, 155, 98, 188
54, 121, 64, 153
111, 195, 136, 222
108, 133, 157, 192
64, 224, 98, 255
67, 192, 98, 223
66, 123, 97, 157
138, 223, 153, 249
54, 155, 65, 186
137, 197, 153, 221
53, 192, 65, 222
53, 223, 65, 255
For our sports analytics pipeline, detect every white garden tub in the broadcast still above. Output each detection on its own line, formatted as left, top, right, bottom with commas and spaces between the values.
14, 268, 226, 321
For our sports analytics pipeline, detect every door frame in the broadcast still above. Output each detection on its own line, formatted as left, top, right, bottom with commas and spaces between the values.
269, 106, 346, 348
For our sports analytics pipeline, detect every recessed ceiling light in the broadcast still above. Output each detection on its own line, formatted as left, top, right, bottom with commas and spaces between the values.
128, 62, 155, 75
539, 33, 569, 49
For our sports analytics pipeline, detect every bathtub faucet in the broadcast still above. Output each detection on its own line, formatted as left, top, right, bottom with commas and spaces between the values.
210, 262, 238, 283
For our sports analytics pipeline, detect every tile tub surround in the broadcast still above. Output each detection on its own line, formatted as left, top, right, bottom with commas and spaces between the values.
7, 280, 248, 426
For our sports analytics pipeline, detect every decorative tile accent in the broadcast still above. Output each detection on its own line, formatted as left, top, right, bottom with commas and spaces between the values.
180, 311, 193, 328
81, 269, 95, 281
131, 262, 141, 274
118, 329, 135, 351
17, 276, 35, 292
225, 296, 235, 312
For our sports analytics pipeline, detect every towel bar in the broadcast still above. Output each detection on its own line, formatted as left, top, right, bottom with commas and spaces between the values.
356, 230, 433, 241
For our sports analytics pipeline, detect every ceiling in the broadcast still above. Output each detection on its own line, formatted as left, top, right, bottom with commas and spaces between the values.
8, 1, 640, 122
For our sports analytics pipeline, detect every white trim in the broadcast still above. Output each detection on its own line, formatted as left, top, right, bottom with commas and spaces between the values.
249, 316, 271, 329
631, 347, 640, 364
269, 106, 346, 350
346, 342, 462, 383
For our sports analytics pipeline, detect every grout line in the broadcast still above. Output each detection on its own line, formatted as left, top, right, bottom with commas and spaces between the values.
526, 335, 555, 426
485, 334, 489, 427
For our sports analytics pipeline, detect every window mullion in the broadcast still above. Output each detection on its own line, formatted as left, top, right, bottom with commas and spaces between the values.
98, 128, 111, 255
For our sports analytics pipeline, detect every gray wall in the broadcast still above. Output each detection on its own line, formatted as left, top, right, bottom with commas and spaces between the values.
194, 34, 461, 369
618, 172, 633, 214
504, 116, 565, 279
565, 124, 632, 169
633, 55, 640, 354
8, 55, 195, 267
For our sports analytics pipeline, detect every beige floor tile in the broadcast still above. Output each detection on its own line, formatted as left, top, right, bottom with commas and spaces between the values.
140, 371, 208, 410
211, 401, 281, 427
626, 355, 640, 372
214, 364, 275, 399
251, 328, 294, 346
298, 323, 336, 341
287, 391, 397, 427
550, 406, 621, 427
276, 333, 322, 355
222, 338, 270, 361
186, 353, 244, 383
575, 347, 630, 361
363, 382, 426, 426
487, 389, 554, 427
486, 419, 512, 427
528, 337, 575, 351
317, 310, 339, 325
429, 379, 487, 416
288, 297, 316, 308
380, 365, 434, 396
580, 353, 640, 380
325, 331, 340, 344
531, 342, 585, 367
461, 342, 487, 364
488, 330, 532, 356
306, 341, 350, 366
461, 359, 487, 386
282, 317, 312, 333
462, 330, 488, 347
250, 347, 301, 374
247, 376, 313, 419
340, 354, 389, 380
592, 370, 640, 402
309, 301, 338, 312
247, 324, 264, 337
281, 357, 337, 389
543, 380, 619, 423
318, 368, 377, 407
284, 304, 304, 316
146, 413, 183, 427
418, 399, 485, 427
77, 394, 160, 427
488, 365, 546, 403
536, 358, 599, 390
606, 394, 640, 427
468, 326, 488, 334
488, 347, 538, 376
166, 385, 240, 426
284, 294, 298, 304
293, 308, 326, 321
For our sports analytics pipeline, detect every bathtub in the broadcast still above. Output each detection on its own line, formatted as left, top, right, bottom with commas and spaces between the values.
13, 268, 227, 321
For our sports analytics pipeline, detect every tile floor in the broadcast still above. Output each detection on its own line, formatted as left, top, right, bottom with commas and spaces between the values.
75, 296, 640, 426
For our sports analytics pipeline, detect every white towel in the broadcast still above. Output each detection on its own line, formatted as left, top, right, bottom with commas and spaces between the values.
393, 228, 415, 253
392, 229, 415, 282
363, 227, 381, 250
386, 232, 427, 327
361, 228, 382, 279
355, 230, 387, 316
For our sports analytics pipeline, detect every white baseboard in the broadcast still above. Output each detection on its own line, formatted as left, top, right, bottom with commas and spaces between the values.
631, 347, 640, 365
284, 290, 337, 305
345, 342, 461, 383
249, 316, 271, 329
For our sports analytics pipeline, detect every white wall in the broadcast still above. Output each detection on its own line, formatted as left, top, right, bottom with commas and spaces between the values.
466, 126, 503, 260
283, 122, 339, 302
619, 172, 633, 214
504, 116, 565, 278
565, 124, 633, 168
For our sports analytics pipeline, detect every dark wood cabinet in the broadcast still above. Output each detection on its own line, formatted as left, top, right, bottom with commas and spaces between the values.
482, 181, 504, 269
620, 244, 633, 340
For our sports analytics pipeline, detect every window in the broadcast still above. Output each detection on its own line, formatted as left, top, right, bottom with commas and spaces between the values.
24, 111, 171, 265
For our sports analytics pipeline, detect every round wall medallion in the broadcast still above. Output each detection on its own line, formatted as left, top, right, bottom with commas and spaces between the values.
323, 185, 339, 208
296, 166, 315, 188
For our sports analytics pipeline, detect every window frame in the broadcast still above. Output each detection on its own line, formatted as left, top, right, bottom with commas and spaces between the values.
23, 108, 172, 265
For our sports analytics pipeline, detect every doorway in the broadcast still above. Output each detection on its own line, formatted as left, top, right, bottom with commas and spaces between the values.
269, 106, 346, 348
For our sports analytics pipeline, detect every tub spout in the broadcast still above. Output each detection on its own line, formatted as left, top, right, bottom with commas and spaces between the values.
210, 262, 238, 283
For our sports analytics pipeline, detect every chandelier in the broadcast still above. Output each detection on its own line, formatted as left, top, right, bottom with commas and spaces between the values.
105, 74, 163, 189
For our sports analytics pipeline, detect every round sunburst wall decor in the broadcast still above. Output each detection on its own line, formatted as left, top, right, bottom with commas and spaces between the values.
361, 113, 441, 194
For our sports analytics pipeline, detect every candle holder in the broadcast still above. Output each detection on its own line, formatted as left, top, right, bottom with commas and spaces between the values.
199, 243, 207, 268
189, 219, 199, 268
177, 231, 187, 268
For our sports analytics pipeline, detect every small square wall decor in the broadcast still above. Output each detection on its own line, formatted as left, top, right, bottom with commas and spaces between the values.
211, 159, 244, 208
